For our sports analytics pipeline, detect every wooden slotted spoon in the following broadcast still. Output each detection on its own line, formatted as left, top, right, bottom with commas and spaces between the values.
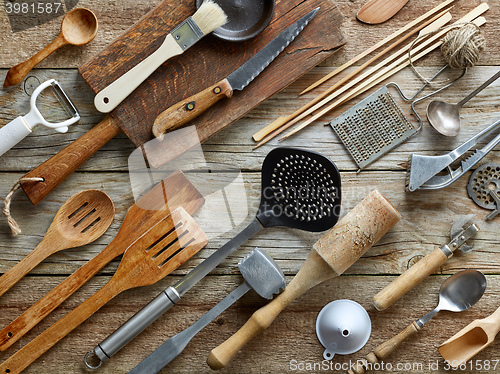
0, 206, 208, 374
0, 189, 114, 299
357, 0, 410, 24
0, 170, 204, 351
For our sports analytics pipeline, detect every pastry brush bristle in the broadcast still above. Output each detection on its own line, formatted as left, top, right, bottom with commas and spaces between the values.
192, 0, 228, 35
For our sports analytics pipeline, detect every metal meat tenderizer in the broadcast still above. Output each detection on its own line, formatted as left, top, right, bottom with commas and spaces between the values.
0, 79, 79, 157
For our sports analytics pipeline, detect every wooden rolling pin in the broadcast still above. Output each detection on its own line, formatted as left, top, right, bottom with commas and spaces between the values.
207, 190, 401, 370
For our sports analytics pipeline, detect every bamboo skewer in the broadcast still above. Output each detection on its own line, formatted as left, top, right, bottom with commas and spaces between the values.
251, 7, 451, 143
280, 12, 488, 141
299, 0, 455, 95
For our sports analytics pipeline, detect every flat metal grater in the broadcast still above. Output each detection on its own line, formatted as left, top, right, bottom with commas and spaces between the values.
330, 85, 418, 171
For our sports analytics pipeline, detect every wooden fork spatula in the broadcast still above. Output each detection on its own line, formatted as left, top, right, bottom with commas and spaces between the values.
0, 207, 208, 374
0, 189, 114, 299
0, 170, 204, 351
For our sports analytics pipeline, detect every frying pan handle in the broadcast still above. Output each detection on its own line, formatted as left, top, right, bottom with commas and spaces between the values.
372, 246, 450, 311
21, 115, 122, 205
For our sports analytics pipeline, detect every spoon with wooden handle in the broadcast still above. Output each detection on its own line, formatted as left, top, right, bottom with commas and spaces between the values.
207, 190, 401, 370
0, 170, 204, 351
439, 306, 500, 368
0, 207, 208, 374
3, 8, 98, 88
0, 189, 114, 299
356, 0, 410, 25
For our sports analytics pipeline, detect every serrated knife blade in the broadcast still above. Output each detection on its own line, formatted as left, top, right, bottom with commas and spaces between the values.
152, 7, 319, 138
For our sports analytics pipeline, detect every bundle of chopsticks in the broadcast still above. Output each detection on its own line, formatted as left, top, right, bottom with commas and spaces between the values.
252, 0, 489, 149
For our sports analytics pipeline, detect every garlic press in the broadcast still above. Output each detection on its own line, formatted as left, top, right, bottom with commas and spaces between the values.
406, 117, 500, 191
0, 79, 80, 157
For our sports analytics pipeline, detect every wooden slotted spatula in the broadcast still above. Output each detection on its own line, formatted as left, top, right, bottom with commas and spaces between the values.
356, 0, 410, 24
0, 170, 204, 351
0, 189, 114, 299
0, 206, 208, 374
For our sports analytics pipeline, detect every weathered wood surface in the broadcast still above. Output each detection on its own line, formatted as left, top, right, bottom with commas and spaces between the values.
1, 0, 500, 373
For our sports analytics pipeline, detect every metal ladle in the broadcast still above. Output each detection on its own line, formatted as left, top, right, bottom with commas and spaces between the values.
349, 269, 487, 374
427, 70, 500, 136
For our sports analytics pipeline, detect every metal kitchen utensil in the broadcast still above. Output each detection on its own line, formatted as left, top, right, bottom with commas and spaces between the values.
316, 300, 371, 361
152, 8, 318, 137
195, 0, 274, 41
439, 304, 500, 368
0, 79, 80, 157
0, 190, 114, 299
0, 207, 209, 374
406, 117, 500, 191
87, 147, 341, 366
349, 270, 487, 374
373, 215, 479, 311
427, 70, 500, 136
329, 66, 462, 172
467, 163, 500, 220
125, 248, 285, 373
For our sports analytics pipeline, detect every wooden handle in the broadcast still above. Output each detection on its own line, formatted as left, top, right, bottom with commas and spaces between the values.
0, 280, 121, 374
373, 246, 450, 311
4, 35, 66, 87
349, 322, 420, 374
0, 238, 120, 351
21, 115, 122, 206
207, 249, 336, 370
94, 34, 183, 113
152, 78, 233, 138
0, 236, 62, 298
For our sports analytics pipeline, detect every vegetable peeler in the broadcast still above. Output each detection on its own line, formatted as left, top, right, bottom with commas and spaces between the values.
0, 79, 80, 157
406, 117, 500, 191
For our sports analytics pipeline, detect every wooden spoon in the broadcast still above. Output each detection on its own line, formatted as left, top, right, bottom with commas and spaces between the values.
0, 170, 204, 351
0, 207, 208, 374
439, 306, 500, 368
0, 189, 114, 299
357, 0, 410, 25
3, 8, 98, 88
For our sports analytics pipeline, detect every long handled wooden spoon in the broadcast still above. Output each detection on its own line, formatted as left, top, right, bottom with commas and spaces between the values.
439, 306, 500, 368
0, 207, 208, 374
0, 170, 204, 351
3, 8, 98, 88
357, 0, 410, 25
0, 189, 114, 299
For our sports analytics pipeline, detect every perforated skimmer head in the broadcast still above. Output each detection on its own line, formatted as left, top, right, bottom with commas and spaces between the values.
256, 147, 341, 232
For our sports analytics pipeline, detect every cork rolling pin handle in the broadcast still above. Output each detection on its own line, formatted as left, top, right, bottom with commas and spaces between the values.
152, 79, 233, 138
372, 246, 450, 311
348, 322, 420, 374
208, 190, 402, 370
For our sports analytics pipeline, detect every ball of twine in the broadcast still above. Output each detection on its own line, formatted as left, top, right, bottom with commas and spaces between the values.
441, 23, 485, 69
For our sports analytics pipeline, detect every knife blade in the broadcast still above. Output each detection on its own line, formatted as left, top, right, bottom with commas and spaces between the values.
152, 7, 319, 138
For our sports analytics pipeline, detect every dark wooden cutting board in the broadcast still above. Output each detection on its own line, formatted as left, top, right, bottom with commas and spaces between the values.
79, 0, 344, 150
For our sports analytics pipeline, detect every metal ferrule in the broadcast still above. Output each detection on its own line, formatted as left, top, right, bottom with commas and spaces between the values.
440, 244, 454, 258
442, 223, 480, 257
170, 17, 204, 51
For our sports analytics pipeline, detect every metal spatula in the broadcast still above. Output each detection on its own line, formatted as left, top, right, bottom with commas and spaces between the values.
0, 207, 208, 374
87, 147, 342, 366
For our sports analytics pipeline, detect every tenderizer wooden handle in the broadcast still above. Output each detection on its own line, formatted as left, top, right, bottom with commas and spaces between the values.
349, 322, 420, 374
373, 246, 450, 311
207, 190, 401, 370
152, 78, 233, 138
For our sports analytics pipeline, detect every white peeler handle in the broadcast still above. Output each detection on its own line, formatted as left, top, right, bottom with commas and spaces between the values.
0, 116, 32, 157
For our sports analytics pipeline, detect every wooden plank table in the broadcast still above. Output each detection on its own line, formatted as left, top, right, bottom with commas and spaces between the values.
0, 0, 499, 373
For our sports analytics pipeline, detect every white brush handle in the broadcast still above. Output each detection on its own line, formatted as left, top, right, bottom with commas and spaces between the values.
94, 34, 184, 113
0, 117, 32, 157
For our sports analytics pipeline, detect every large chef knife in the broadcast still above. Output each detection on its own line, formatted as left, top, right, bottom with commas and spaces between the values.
152, 7, 319, 138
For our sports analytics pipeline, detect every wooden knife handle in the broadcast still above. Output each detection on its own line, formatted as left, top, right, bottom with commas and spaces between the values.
372, 246, 450, 311
348, 322, 420, 374
21, 115, 122, 205
152, 78, 233, 138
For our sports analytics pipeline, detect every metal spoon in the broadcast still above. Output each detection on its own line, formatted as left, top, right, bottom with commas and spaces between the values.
427, 70, 500, 136
349, 269, 487, 374
4, 8, 99, 87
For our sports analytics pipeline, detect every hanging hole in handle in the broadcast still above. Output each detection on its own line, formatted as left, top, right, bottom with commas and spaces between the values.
84, 351, 103, 370
103, 97, 109, 104
6, 332, 12, 338
323, 349, 335, 361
